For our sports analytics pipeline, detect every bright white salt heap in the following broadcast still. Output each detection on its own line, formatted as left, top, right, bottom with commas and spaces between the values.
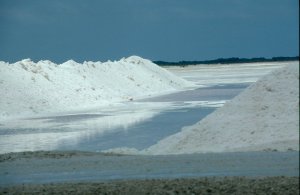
144, 63, 299, 154
0, 56, 192, 120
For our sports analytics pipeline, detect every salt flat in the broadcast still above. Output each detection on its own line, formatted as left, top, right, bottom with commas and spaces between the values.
167, 62, 288, 85
0, 58, 295, 155
145, 62, 299, 154
0, 59, 298, 189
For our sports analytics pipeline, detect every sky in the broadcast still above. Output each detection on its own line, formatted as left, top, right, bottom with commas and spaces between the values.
0, 0, 299, 63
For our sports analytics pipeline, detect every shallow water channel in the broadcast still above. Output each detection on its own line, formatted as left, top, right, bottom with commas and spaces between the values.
0, 83, 248, 154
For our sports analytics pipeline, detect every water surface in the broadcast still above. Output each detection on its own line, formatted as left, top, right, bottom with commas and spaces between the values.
0, 84, 248, 153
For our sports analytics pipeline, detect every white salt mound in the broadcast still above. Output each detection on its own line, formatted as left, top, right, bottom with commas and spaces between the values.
145, 63, 299, 154
0, 56, 192, 120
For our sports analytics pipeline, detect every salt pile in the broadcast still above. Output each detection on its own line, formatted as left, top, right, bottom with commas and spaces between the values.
0, 56, 192, 120
145, 63, 299, 154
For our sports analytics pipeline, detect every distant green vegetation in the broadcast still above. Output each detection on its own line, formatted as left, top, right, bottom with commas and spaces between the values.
153, 56, 299, 66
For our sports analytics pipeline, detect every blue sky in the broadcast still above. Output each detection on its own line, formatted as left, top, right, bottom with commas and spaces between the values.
0, 0, 298, 63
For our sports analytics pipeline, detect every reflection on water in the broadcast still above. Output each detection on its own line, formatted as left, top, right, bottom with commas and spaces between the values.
29, 114, 108, 123
57, 107, 215, 151
0, 84, 248, 154
0, 109, 160, 153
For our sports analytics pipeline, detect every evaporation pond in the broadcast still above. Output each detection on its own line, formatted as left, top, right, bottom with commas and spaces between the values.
0, 83, 248, 153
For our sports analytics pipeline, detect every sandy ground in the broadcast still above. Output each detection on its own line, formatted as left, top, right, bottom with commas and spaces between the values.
1, 177, 298, 194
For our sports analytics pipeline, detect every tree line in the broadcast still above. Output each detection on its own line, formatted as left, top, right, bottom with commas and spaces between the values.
153, 56, 299, 66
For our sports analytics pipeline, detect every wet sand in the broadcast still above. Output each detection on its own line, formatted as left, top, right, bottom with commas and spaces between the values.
1, 177, 299, 194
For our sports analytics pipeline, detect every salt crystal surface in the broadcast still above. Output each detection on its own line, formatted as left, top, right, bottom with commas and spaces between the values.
144, 62, 299, 154
0, 56, 192, 120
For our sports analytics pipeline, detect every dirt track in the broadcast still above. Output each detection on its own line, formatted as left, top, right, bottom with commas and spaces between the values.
1, 177, 299, 195
0, 151, 299, 194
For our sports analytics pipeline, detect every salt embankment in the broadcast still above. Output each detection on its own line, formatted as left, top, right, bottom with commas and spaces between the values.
144, 63, 299, 154
0, 56, 192, 120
